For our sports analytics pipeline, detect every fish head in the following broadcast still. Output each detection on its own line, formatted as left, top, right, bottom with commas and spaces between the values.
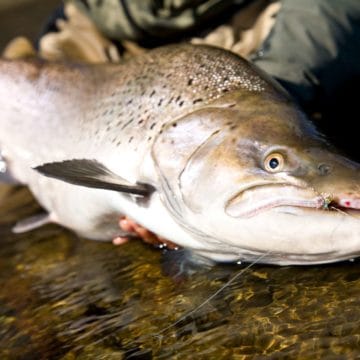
153, 90, 360, 264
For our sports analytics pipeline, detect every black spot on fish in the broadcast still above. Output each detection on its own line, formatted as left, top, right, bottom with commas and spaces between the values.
138, 119, 144, 125
158, 99, 163, 106
126, 99, 133, 105
109, 109, 114, 115
172, 123, 177, 127
106, 125, 111, 132
116, 120, 123, 126
187, 78, 193, 86
129, 136, 134, 143
148, 136, 152, 141
121, 118, 134, 130
176, 95, 181, 102
222, 88, 229, 93
116, 140, 121, 146
117, 112, 123, 117
150, 122, 156, 130
193, 98, 203, 104
179, 100, 184, 107
150, 90, 156, 97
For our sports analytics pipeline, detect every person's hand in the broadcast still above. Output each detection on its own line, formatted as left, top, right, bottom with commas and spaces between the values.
113, 216, 179, 250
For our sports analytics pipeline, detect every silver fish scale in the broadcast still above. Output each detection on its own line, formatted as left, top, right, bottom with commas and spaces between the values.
88, 45, 269, 154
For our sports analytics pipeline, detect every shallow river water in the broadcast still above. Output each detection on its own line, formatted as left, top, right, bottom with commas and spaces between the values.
1, 185, 360, 359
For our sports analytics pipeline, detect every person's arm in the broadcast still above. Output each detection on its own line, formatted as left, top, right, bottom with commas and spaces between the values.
70, 0, 244, 46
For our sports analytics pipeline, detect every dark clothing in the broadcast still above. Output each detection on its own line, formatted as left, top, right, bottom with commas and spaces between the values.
251, 0, 360, 158
251, 0, 360, 111
71, 0, 246, 45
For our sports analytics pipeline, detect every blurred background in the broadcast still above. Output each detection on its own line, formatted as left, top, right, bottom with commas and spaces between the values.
0, 0, 59, 51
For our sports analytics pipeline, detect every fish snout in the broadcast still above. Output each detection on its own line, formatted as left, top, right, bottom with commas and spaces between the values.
317, 173, 360, 210
308, 150, 360, 210
332, 193, 360, 210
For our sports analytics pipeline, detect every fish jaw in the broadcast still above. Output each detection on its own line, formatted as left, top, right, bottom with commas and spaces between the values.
201, 163, 360, 265
225, 183, 325, 218
180, 162, 360, 265
180, 205, 360, 265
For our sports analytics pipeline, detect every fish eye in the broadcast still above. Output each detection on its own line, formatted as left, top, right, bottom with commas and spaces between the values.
264, 152, 285, 172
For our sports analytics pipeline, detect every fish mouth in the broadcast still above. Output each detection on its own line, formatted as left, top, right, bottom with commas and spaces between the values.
225, 183, 360, 218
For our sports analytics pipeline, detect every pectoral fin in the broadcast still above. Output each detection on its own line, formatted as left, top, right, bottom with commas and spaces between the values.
13, 212, 52, 233
34, 159, 153, 196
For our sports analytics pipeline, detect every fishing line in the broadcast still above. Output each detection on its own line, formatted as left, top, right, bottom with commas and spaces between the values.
118, 251, 271, 357
330, 205, 358, 219
328, 205, 360, 240
150, 251, 271, 343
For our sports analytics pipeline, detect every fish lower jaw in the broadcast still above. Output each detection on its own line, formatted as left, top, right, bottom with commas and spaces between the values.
187, 206, 360, 265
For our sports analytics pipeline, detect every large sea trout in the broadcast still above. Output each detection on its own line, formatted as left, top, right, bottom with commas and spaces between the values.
0, 44, 359, 265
